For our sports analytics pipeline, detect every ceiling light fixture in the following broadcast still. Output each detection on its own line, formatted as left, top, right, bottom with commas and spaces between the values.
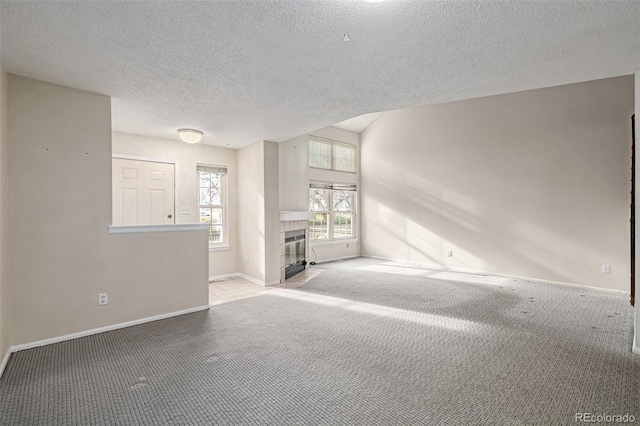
178, 129, 203, 144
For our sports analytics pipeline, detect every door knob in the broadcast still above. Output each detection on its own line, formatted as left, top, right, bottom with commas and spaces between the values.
168, 214, 172, 219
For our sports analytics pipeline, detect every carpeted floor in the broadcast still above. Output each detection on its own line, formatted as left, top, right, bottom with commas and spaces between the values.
0, 257, 638, 425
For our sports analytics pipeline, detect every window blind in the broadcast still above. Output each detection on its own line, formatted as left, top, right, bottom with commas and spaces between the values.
197, 165, 228, 174
310, 182, 357, 191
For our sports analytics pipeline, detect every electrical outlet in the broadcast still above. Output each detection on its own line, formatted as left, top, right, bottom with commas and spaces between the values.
602, 265, 611, 274
98, 293, 108, 306
180, 206, 192, 215
447, 251, 453, 257
346, 243, 349, 249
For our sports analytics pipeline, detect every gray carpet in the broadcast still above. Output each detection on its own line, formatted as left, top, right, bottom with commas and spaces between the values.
0, 257, 638, 425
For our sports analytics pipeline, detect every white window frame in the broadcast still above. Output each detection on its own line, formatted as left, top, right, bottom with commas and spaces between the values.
309, 136, 357, 174
197, 164, 229, 249
309, 182, 357, 243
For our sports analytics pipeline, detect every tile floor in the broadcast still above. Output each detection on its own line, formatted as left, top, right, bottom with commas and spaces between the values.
209, 267, 324, 305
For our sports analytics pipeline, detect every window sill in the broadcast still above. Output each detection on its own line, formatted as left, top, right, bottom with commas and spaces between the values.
309, 166, 357, 174
209, 244, 231, 252
310, 238, 358, 247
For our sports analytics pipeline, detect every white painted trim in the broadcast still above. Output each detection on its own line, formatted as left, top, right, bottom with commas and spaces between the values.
112, 153, 175, 164
311, 238, 359, 247
0, 349, 10, 379
108, 223, 210, 234
209, 273, 239, 282
209, 244, 231, 252
241, 274, 270, 286
361, 255, 630, 294
280, 211, 315, 221
236, 273, 281, 287
208, 272, 280, 286
10, 305, 210, 353
313, 254, 360, 264
635, 299, 639, 355
237, 273, 263, 286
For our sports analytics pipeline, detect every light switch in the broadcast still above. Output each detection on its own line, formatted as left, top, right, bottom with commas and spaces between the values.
180, 206, 192, 215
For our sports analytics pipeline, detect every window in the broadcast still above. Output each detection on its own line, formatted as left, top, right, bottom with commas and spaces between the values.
309, 182, 356, 241
197, 165, 227, 245
309, 188, 329, 239
309, 137, 356, 173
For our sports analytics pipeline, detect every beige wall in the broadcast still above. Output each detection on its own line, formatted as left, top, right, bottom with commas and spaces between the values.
263, 141, 281, 283
237, 141, 281, 284
8, 76, 208, 346
238, 141, 267, 282
361, 75, 634, 291
279, 134, 309, 211
112, 132, 238, 277
8, 75, 111, 345
106, 231, 208, 324
0, 60, 9, 360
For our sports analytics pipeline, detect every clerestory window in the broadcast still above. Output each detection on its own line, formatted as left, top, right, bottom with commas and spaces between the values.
309, 137, 356, 173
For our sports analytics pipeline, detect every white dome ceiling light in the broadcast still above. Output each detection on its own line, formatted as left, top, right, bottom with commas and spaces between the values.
178, 129, 203, 144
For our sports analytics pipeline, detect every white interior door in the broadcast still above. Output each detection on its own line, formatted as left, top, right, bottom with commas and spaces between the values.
112, 158, 175, 226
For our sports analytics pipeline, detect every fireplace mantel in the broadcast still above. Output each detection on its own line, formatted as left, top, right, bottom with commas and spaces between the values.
280, 211, 315, 221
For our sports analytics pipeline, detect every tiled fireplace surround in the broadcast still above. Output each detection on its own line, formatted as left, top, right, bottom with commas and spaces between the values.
279, 220, 309, 283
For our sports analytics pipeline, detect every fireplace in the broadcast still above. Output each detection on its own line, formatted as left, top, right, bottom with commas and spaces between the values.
284, 229, 306, 279
279, 217, 310, 282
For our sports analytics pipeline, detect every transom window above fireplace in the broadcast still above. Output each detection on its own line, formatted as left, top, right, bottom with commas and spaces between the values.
309, 182, 356, 241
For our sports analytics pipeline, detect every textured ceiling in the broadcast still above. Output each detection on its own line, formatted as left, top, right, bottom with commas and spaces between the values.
333, 112, 382, 133
1, 1, 639, 148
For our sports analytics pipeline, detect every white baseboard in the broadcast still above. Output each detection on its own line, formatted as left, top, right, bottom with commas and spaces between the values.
237, 273, 263, 286
209, 273, 239, 282
361, 255, 629, 294
210, 272, 279, 286
10, 305, 210, 353
236, 273, 280, 287
312, 254, 360, 264
0, 349, 10, 379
